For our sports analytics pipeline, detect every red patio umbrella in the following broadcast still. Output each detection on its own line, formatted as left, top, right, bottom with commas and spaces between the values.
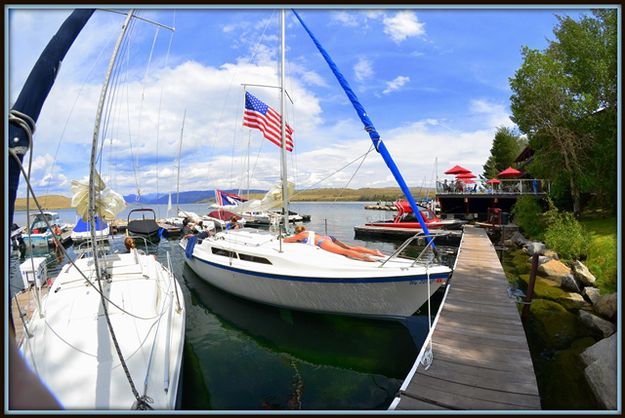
460, 178, 476, 184
498, 166, 522, 178
456, 172, 476, 179
486, 178, 501, 184
444, 165, 471, 175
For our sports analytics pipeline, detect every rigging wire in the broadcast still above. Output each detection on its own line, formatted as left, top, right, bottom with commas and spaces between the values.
333, 143, 374, 201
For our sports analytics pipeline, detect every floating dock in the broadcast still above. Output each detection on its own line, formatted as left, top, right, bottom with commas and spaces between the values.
354, 225, 462, 245
390, 226, 541, 410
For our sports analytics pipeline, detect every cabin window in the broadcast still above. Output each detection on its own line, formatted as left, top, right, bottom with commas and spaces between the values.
238, 253, 272, 265
211, 247, 238, 258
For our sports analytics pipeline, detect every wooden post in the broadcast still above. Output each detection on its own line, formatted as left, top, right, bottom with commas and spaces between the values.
522, 253, 539, 320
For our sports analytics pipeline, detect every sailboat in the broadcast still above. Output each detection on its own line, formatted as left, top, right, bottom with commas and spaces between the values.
11, 10, 185, 409
180, 10, 452, 319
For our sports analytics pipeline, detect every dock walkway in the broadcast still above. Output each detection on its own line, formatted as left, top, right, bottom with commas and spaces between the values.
390, 226, 541, 410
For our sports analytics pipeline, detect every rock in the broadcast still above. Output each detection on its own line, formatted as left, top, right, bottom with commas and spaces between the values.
528, 255, 551, 265
527, 299, 586, 350
583, 287, 601, 305
526, 241, 546, 256
557, 293, 591, 312
560, 274, 581, 293
572, 260, 597, 287
510, 231, 529, 247
538, 259, 572, 279
543, 249, 559, 260
594, 293, 617, 322
581, 334, 617, 409
579, 311, 616, 339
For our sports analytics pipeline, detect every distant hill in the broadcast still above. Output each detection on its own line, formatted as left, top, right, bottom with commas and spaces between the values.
14, 195, 72, 211
124, 189, 267, 204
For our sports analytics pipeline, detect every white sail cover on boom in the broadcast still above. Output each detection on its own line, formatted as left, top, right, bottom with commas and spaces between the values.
71, 170, 126, 221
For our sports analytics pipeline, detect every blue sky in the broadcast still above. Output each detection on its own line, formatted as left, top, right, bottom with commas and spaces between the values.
7, 6, 594, 198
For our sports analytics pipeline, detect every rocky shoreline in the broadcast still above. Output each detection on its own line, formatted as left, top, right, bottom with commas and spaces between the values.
502, 231, 617, 410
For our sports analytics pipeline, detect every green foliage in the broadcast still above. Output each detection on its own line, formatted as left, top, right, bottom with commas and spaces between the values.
580, 216, 617, 294
543, 204, 590, 260
482, 127, 526, 178
509, 10, 617, 214
511, 195, 545, 240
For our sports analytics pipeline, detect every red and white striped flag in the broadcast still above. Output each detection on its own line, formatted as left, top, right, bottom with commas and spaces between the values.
243, 91, 294, 151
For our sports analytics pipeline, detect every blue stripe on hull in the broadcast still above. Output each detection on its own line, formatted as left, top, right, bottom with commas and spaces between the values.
190, 254, 449, 284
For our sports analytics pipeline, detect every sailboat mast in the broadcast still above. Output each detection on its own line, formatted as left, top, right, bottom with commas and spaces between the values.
279, 9, 289, 230
88, 9, 134, 275
175, 109, 186, 212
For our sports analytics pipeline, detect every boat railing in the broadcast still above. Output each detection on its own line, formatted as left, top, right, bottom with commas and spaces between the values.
436, 178, 550, 195
378, 231, 450, 268
378, 232, 427, 268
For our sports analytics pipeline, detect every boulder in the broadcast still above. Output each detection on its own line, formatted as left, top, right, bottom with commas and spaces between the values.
572, 260, 597, 287
510, 231, 529, 247
560, 274, 581, 293
579, 311, 616, 339
580, 334, 617, 410
557, 293, 591, 312
583, 287, 602, 305
543, 249, 559, 260
526, 241, 546, 256
594, 293, 617, 322
528, 299, 585, 350
538, 259, 572, 279
528, 255, 552, 265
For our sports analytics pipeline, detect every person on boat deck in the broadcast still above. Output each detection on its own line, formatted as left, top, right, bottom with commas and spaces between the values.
52, 225, 62, 250
124, 236, 136, 252
182, 217, 195, 236
227, 216, 241, 230
283, 226, 383, 262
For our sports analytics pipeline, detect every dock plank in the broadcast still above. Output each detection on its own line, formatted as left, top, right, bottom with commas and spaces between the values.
392, 226, 541, 410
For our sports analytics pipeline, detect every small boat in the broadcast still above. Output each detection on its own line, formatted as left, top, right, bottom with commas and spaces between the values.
364, 200, 466, 230
71, 215, 109, 243
22, 211, 71, 249
127, 208, 162, 243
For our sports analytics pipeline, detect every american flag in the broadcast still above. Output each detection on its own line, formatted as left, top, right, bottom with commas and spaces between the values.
215, 190, 247, 206
243, 91, 294, 151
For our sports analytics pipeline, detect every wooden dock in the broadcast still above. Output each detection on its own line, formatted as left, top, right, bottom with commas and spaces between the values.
11, 286, 50, 347
390, 226, 541, 410
354, 225, 462, 245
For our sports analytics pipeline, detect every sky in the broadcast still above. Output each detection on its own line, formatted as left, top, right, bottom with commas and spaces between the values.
7, 6, 596, 199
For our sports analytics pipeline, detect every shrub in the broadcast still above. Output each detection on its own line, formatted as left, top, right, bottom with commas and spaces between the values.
511, 195, 545, 239
543, 207, 590, 260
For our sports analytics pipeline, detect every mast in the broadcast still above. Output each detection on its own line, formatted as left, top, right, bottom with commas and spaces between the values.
279, 9, 289, 230
175, 109, 187, 212
88, 10, 134, 277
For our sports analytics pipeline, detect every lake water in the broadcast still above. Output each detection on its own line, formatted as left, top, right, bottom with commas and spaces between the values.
10, 202, 456, 410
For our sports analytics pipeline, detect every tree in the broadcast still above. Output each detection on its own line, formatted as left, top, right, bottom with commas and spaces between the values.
482, 127, 525, 179
509, 10, 617, 216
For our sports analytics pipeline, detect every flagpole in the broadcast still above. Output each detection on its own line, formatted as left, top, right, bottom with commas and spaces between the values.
279, 9, 289, 231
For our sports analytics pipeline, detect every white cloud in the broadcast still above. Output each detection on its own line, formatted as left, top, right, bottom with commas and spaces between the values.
469, 99, 515, 129
383, 11, 425, 43
383, 76, 410, 94
331, 11, 360, 27
354, 57, 374, 82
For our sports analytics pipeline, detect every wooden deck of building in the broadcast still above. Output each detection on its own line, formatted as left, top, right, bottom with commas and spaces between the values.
390, 226, 541, 410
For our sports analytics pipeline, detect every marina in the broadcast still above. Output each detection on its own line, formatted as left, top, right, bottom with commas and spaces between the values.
7, 6, 617, 413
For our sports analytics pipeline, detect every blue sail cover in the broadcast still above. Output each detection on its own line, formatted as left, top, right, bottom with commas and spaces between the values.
292, 10, 436, 248
74, 216, 108, 233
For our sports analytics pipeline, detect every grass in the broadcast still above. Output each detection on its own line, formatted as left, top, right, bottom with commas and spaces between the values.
244, 187, 436, 202
14, 195, 71, 211
579, 215, 617, 294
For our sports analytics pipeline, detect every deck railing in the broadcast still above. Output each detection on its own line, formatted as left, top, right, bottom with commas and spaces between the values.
436, 178, 550, 195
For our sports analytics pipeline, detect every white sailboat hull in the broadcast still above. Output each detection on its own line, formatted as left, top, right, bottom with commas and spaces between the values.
20, 251, 186, 409
181, 230, 449, 318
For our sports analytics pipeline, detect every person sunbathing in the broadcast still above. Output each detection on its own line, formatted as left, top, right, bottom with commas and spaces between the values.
283, 226, 383, 262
